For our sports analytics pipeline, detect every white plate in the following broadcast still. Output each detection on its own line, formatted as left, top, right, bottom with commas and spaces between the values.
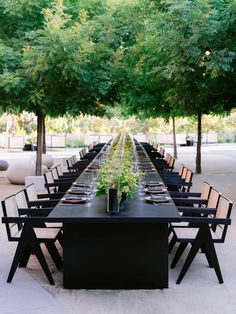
61, 196, 87, 204
68, 188, 90, 195
145, 196, 171, 203
143, 188, 167, 194
143, 181, 163, 187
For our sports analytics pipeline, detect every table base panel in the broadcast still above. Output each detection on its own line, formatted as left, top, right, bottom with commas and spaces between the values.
63, 223, 168, 289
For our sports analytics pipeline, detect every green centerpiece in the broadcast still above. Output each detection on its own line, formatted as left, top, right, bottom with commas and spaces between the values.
96, 133, 142, 211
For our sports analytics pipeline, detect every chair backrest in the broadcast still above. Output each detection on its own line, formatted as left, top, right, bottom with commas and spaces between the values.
66, 158, 73, 168
200, 182, 211, 200
15, 189, 28, 208
81, 148, 86, 157
51, 167, 59, 180
70, 156, 75, 166
159, 147, 165, 157
207, 187, 220, 208
213, 195, 233, 242
168, 156, 175, 169
1, 195, 20, 240
25, 183, 39, 201
72, 155, 78, 164
44, 170, 56, 193
181, 167, 188, 180
165, 153, 171, 163
182, 169, 193, 192
79, 150, 84, 159
178, 164, 184, 176
55, 164, 64, 176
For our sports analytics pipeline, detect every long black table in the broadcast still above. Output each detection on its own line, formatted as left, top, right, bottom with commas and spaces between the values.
49, 167, 181, 289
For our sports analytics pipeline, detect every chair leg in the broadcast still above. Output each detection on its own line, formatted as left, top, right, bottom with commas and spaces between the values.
203, 236, 223, 283
19, 245, 32, 268
168, 234, 177, 253
45, 242, 63, 270
176, 225, 223, 284
57, 232, 63, 247
31, 241, 55, 285
24, 225, 55, 285
7, 231, 30, 283
201, 244, 213, 268
171, 242, 188, 269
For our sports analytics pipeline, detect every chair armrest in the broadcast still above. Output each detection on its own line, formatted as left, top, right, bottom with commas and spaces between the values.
58, 174, 79, 179
173, 198, 208, 205
27, 199, 60, 208
53, 178, 75, 183
37, 192, 65, 199
180, 216, 231, 225
45, 181, 73, 187
177, 207, 216, 215
169, 191, 201, 198
18, 208, 53, 216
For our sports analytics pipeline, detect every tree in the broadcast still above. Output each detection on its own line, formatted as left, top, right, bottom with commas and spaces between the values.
121, 0, 236, 173
0, 0, 114, 174
154, 0, 235, 173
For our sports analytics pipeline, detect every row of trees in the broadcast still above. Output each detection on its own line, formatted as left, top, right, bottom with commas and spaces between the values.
0, 0, 235, 174
1, 112, 236, 137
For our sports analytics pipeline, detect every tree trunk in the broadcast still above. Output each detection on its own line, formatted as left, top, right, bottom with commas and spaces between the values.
196, 112, 202, 174
42, 115, 46, 154
172, 116, 178, 159
35, 111, 44, 176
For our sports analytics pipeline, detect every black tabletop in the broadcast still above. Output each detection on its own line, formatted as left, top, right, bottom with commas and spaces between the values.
49, 147, 181, 223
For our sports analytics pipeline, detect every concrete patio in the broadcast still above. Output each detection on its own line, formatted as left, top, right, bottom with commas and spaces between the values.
0, 144, 235, 314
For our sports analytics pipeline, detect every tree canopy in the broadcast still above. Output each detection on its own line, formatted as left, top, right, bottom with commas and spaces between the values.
0, 0, 235, 174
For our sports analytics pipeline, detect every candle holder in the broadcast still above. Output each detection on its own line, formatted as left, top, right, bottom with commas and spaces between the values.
107, 188, 119, 213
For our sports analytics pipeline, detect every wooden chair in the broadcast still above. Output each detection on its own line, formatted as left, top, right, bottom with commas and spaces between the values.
168, 187, 220, 252
18, 186, 62, 228
25, 183, 64, 207
164, 167, 193, 192
16, 188, 57, 211
44, 170, 73, 194
167, 156, 175, 172
1, 195, 63, 285
170, 181, 211, 204
159, 164, 184, 178
52, 165, 79, 180
66, 157, 90, 172
170, 195, 232, 284
173, 185, 219, 209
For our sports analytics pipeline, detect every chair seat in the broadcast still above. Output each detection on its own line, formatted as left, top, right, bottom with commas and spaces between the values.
170, 222, 189, 228
46, 223, 62, 228
174, 227, 219, 241
14, 227, 61, 240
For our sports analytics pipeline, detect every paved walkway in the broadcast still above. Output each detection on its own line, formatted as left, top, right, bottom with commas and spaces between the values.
0, 144, 235, 314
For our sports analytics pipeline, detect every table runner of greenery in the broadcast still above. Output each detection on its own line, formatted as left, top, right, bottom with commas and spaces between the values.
96, 133, 142, 201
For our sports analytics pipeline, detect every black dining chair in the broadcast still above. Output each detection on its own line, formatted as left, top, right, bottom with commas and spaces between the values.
25, 183, 63, 208
170, 195, 232, 284
168, 187, 221, 251
44, 170, 73, 194
1, 194, 63, 285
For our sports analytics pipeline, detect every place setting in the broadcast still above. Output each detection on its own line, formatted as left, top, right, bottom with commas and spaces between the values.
61, 195, 88, 204
144, 194, 172, 204
61, 183, 95, 205
143, 181, 164, 187
67, 187, 91, 196
143, 185, 167, 194
72, 182, 93, 189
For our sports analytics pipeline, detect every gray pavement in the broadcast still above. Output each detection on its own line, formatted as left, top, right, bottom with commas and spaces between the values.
0, 144, 236, 314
